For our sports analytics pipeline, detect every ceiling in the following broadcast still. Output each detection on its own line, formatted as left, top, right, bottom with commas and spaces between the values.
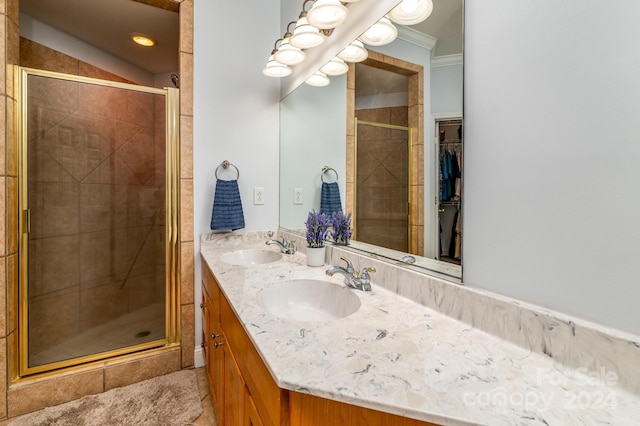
19, 0, 461, 84
19, 0, 179, 74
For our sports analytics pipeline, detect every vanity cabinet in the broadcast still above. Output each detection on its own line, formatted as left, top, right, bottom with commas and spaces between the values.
202, 264, 288, 426
202, 261, 438, 426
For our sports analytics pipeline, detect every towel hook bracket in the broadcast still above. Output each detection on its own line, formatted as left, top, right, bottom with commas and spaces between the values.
215, 160, 240, 180
321, 166, 338, 183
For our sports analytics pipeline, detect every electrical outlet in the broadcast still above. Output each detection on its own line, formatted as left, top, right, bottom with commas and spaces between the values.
253, 187, 265, 205
293, 187, 303, 205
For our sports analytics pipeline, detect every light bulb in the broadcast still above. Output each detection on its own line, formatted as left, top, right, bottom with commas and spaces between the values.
320, 57, 349, 76
306, 0, 348, 30
388, 0, 433, 25
306, 71, 330, 87
274, 38, 306, 66
359, 17, 398, 46
262, 55, 292, 78
337, 40, 368, 63
290, 16, 325, 49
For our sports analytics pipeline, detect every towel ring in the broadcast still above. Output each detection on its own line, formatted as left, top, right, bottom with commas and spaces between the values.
321, 166, 338, 183
215, 160, 240, 180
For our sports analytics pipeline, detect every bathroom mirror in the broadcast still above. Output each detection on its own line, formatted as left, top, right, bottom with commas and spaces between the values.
279, 0, 464, 280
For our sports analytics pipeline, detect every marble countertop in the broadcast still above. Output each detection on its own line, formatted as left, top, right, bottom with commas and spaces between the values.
200, 233, 640, 426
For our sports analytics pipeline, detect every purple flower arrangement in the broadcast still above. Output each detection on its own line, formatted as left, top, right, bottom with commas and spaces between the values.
305, 210, 330, 248
330, 211, 352, 245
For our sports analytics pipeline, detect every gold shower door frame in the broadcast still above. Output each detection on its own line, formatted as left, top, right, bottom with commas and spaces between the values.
354, 119, 414, 252
16, 67, 181, 376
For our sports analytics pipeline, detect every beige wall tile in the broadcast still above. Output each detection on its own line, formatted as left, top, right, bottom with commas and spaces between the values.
29, 287, 80, 355
5, 177, 16, 254
5, 98, 16, 177
0, 178, 5, 258
180, 241, 194, 304
180, 115, 193, 179
180, 178, 193, 241
6, 254, 16, 334
7, 368, 103, 417
104, 348, 180, 390
6, 0, 18, 25
0, 258, 5, 337
0, 338, 6, 419
0, 100, 5, 178
19, 38, 78, 75
179, 52, 193, 117
179, 0, 193, 54
181, 304, 194, 368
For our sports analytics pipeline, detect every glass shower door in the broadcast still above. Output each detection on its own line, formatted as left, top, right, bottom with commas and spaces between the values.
355, 120, 411, 252
18, 68, 180, 375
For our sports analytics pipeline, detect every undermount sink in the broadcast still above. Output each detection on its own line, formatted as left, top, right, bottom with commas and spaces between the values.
256, 279, 361, 322
220, 249, 282, 266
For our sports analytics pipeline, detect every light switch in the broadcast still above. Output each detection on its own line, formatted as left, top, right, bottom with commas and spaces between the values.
253, 187, 265, 205
293, 188, 303, 205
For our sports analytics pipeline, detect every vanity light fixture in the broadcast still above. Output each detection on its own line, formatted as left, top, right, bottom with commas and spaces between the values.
358, 16, 398, 46
290, 1, 326, 49
320, 57, 349, 76
305, 70, 330, 86
262, 39, 293, 78
131, 33, 156, 47
274, 37, 306, 66
388, 0, 433, 25
262, 54, 292, 77
337, 39, 368, 62
306, 0, 349, 30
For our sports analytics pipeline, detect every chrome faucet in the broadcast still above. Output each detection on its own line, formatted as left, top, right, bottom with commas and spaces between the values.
400, 255, 416, 264
326, 257, 376, 291
265, 237, 296, 254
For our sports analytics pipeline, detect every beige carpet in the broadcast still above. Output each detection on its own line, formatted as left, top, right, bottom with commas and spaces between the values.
9, 369, 203, 426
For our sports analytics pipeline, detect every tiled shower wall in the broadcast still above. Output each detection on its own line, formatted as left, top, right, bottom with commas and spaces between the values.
0, 0, 195, 418
26, 75, 166, 358
355, 107, 409, 251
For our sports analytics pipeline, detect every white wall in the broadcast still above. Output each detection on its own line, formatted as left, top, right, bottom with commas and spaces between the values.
193, 0, 281, 351
279, 76, 347, 229
431, 62, 463, 116
464, 0, 640, 334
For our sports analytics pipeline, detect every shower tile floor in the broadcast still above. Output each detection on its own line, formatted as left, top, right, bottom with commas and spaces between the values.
30, 303, 166, 367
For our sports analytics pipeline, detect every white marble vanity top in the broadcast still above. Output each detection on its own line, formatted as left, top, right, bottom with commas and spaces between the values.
200, 233, 640, 425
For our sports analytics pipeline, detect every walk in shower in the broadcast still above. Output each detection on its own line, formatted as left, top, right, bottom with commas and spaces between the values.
17, 68, 180, 375
355, 119, 412, 252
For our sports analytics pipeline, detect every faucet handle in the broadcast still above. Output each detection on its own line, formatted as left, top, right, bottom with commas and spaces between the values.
360, 267, 376, 278
340, 257, 355, 274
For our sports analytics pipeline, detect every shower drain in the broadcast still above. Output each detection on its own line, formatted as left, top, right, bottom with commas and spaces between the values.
135, 330, 151, 338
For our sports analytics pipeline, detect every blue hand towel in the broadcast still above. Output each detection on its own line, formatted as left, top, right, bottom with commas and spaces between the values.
320, 182, 342, 215
210, 179, 245, 231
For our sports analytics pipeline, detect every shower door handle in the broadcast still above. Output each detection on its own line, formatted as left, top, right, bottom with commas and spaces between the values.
22, 209, 31, 234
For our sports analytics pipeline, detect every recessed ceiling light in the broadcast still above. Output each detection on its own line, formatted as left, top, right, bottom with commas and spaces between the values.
131, 34, 156, 47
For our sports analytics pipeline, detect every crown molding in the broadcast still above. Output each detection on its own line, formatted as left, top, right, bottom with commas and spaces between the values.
397, 25, 438, 50
431, 53, 463, 68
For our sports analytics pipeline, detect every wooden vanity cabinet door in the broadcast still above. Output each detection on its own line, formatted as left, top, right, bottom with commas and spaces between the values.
220, 287, 289, 426
203, 264, 225, 422
223, 344, 245, 426
245, 389, 265, 426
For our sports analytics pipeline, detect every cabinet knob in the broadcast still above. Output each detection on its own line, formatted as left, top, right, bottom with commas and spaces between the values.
201, 342, 206, 348
211, 333, 220, 340
200, 303, 206, 308
214, 341, 225, 349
